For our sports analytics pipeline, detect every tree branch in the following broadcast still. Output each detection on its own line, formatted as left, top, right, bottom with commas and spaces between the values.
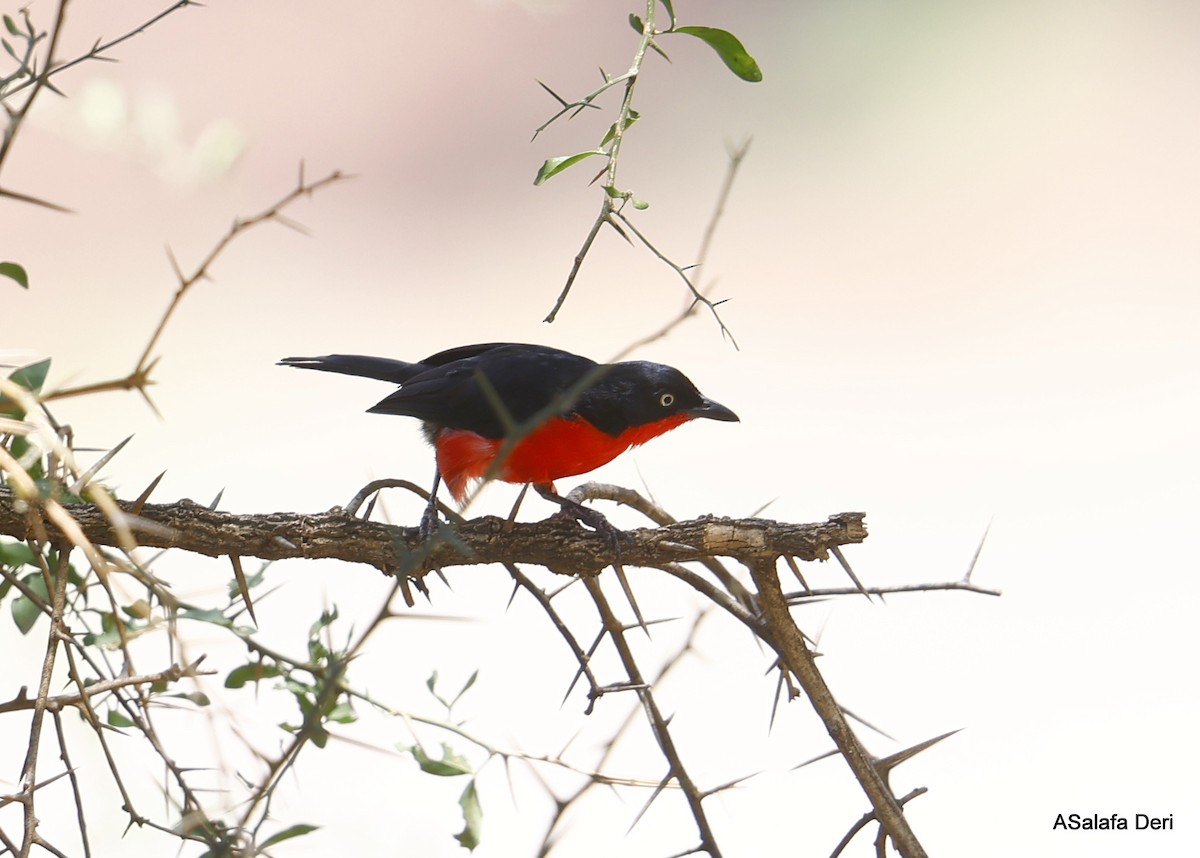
743, 557, 928, 858
0, 486, 866, 578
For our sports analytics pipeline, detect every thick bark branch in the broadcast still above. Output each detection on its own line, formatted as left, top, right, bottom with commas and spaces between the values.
0, 487, 866, 577
745, 557, 928, 858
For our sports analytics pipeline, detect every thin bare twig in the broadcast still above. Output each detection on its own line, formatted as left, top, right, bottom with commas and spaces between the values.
45, 166, 349, 403
614, 139, 751, 360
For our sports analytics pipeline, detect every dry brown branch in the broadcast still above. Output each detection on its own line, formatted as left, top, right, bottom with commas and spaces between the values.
0, 486, 866, 578
743, 556, 928, 858
0, 659, 210, 714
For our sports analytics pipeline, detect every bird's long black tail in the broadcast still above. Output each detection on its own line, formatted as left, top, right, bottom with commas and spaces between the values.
277, 354, 425, 385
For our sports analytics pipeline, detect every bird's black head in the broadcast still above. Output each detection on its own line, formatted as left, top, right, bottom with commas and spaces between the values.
576, 360, 739, 436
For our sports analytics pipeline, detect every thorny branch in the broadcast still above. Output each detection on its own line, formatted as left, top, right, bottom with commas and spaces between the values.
0, 486, 868, 577
1, 1, 197, 207
0, 466, 995, 856
536, 1, 736, 343
44, 165, 350, 407
745, 556, 928, 858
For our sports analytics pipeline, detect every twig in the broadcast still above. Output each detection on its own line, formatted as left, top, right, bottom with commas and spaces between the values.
581, 575, 723, 857
0, 660, 209, 714
1, 2, 195, 175
45, 166, 349, 403
17, 547, 72, 857
614, 139, 751, 359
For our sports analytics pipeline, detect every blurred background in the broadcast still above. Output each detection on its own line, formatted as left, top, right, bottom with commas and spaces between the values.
4, 1, 1198, 855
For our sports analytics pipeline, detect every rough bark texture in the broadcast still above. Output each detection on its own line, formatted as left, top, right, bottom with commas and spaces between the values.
0, 487, 866, 577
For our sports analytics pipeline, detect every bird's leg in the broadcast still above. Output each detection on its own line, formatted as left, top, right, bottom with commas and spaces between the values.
533, 482, 623, 563
533, 483, 647, 633
419, 468, 443, 542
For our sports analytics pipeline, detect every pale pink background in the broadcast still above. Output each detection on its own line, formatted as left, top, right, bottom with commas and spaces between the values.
4, 1, 1198, 855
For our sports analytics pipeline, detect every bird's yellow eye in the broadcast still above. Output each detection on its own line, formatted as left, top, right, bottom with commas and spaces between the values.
659, 393, 675, 407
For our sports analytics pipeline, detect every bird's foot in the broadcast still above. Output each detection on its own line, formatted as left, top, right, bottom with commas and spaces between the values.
533, 483, 623, 565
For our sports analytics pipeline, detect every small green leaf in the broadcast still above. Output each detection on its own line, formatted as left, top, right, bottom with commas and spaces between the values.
107, 708, 135, 728
674, 26, 763, 82
327, 699, 356, 724
412, 743, 473, 777
453, 669, 479, 705
0, 540, 38, 569
0, 262, 28, 289
534, 149, 606, 186
454, 780, 483, 851
3, 14, 18, 36
309, 606, 338, 638
82, 611, 136, 649
226, 564, 267, 599
225, 661, 282, 689
11, 572, 48, 634
629, 13, 644, 34
8, 359, 51, 394
632, 198, 650, 210
599, 109, 639, 147
168, 691, 211, 707
122, 599, 152, 619
177, 606, 231, 626
260, 824, 319, 849
12, 593, 42, 634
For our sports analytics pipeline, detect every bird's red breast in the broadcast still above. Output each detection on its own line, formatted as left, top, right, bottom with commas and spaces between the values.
435, 413, 693, 503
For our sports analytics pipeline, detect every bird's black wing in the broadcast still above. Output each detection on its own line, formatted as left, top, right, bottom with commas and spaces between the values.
368, 343, 600, 437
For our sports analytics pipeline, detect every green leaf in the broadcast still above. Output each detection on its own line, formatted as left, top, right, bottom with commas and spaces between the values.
326, 699, 356, 724
11, 572, 48, 634
12, 592, 42, 634
411, 742, 473, 777
533, 149, 606, 186
309, 724, 330, 748
629, 13, 644, 34
309, 606, 338, 638
168, 691, 211, 706
82, 611, 142, 649
0, 262, 28, 289
107, 708, 135, 728
260, 824, 319, 849
225, 661, 282, 689
3, 14, 18, 36
674, 26, 763, 82
599, 109, 639, 147
8, 358, 51, 394
453, 669, 479, 705
454, 780, 483, 851
226, 564, 267, 599
177, 606, 231, 626
0, 540, 38, 570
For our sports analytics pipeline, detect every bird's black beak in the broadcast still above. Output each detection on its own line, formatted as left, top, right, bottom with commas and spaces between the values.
688, 397, 739, 423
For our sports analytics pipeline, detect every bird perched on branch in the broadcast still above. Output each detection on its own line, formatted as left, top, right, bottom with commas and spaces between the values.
280, 343, 738, 527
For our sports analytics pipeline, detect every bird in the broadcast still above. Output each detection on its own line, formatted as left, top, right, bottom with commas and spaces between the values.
279, 342, 738, 523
